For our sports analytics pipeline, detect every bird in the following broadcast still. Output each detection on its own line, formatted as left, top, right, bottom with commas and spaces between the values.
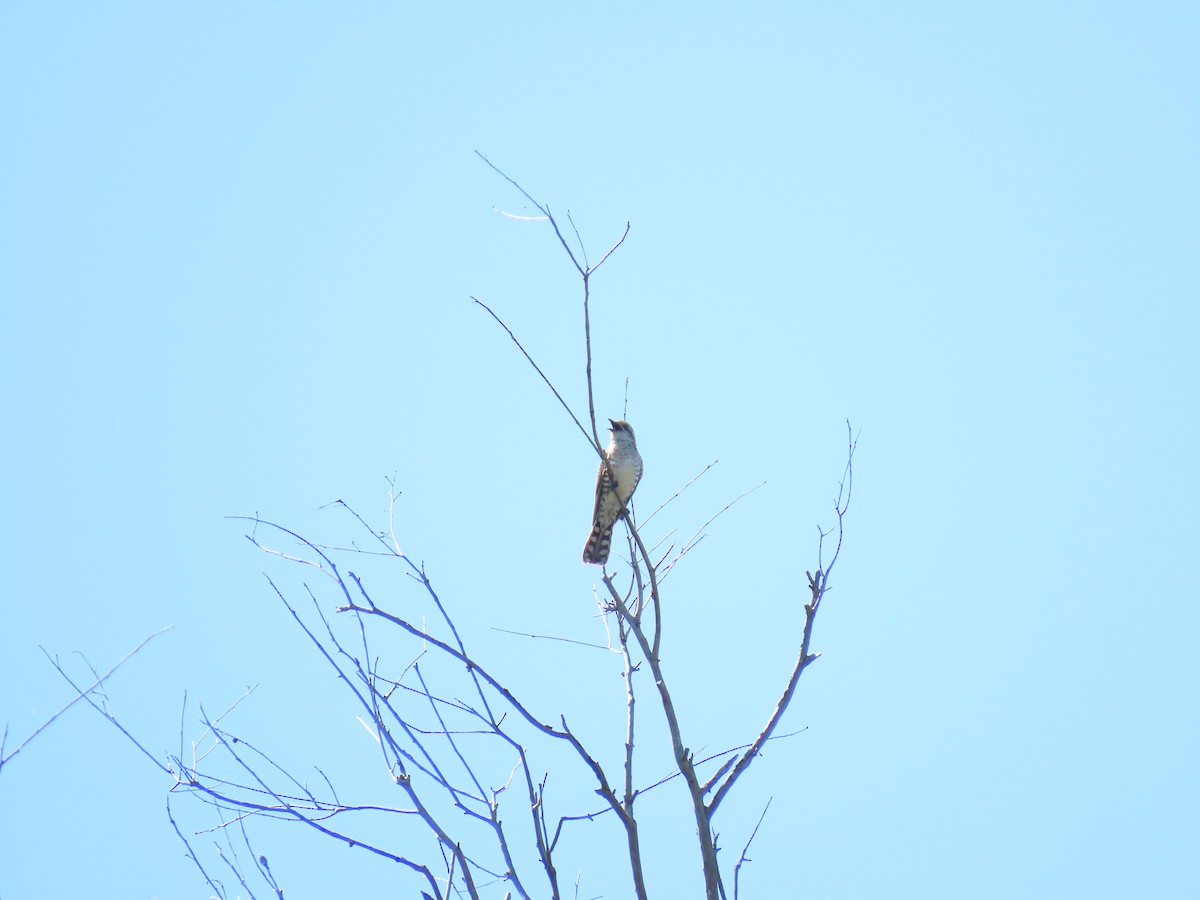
582, 419, 643, 565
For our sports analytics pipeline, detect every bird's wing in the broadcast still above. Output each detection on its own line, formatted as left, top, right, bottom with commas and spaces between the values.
592, 457, 616, 522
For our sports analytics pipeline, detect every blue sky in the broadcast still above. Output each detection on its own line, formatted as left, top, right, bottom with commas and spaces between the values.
2, 2, 1198, 897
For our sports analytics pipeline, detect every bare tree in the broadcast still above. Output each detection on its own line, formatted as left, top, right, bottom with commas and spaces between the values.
45, 162, 856, 899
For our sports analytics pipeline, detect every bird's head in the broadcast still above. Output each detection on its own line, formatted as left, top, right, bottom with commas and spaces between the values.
609, 419, 635, 440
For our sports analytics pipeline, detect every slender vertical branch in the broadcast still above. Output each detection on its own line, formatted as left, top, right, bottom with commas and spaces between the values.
733, 799, 771, 900
707, 426, 855, 812
603, 574, 722, 900
617, 615, 648, 900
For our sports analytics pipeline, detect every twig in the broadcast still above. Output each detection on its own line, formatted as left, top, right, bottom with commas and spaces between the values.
471, 297, 593, 451
40, 638, 175, 775
617, 614, 648, 898
491, 628, 609, 651
1, 628, 170, 775
168, 796, 227, 899
604, 581, 721, 899
733, 799, 771, 900
664, 482, 766, 574
474, 151, 581, 275
707, 425, 856, 813
641, 461, 719, 528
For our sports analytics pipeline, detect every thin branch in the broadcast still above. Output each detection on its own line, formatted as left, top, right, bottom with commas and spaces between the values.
203, 709, 458, 898
550, 729, 804, 832
168, 796, 227, 899
641, 460, 719, 528
663, 481, 766, 576
617, 614, 648, 899
41, 642, 175, 776
733, 799, 771, 900
474, 151, 582, 274
604, 583, 721, 900
213, 840, 255, 900
474, 152, 630, 282
592, 224, 631, 273
494, 208, 548, 222
253, 844, 285, 900
1, 628, 170, 776
490, 628, 609, 652
565, 210, 589, 269
341, 599, 628, 822
471, 297, 593, 450
707, 425, 856, 813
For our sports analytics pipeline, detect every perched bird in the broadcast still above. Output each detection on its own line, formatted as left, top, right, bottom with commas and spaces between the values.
582, 419, 643, 565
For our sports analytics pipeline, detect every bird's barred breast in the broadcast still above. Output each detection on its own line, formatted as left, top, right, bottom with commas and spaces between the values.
610, 455, 642, 504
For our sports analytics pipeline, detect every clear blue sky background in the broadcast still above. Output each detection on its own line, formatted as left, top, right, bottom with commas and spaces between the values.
3, 2, 1197, 898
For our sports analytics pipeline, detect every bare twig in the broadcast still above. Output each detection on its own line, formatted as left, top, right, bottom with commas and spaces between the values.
641, 460, 719, 528
659, 481, 766, 579
474, 151, 584, 275
707, 424, 856, 813
471, 297, 593, 450
617, 614, 648, 898
200, 708, 458, 898
733, 799, 771, 900
474, 152, 629, 283
168, 797, 227, 899
40, 637, 175, 776
603, 578, 722, 899
491, 627, 610, 651
1, 628, 170, 776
